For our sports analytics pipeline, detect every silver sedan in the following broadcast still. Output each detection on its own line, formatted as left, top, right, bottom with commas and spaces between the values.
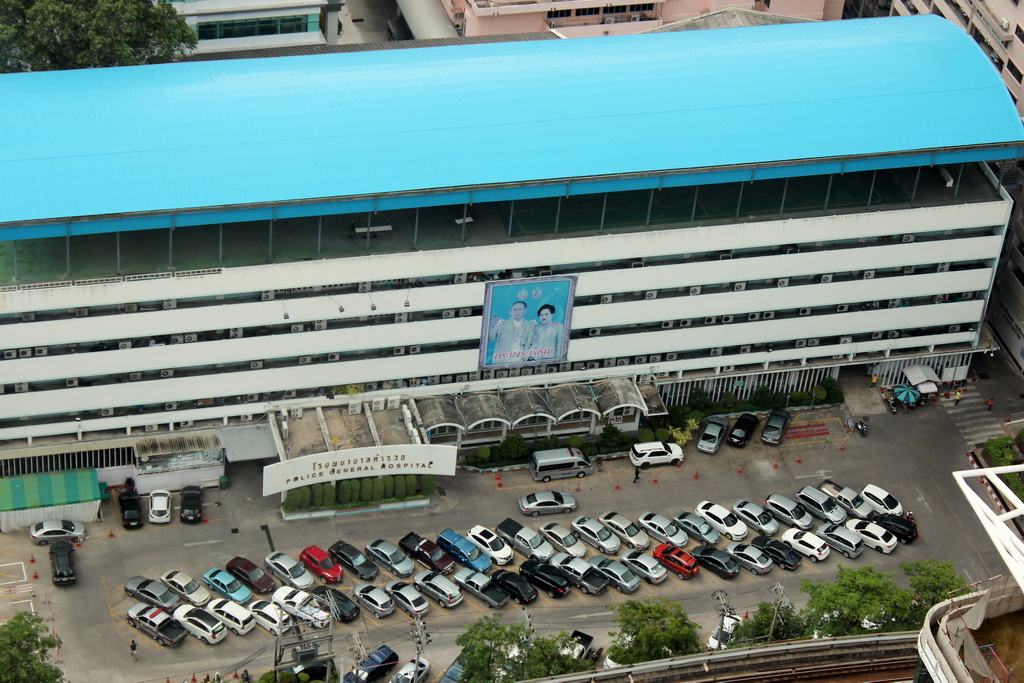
518, 491, 577, 516
638, 512, 689, 547
571, 516, 621, 554
732, 499, 779, 536
723, 542, 773, 575
598, 511, 650, 550
587, 556, 641, 593
619, 550, 668, 584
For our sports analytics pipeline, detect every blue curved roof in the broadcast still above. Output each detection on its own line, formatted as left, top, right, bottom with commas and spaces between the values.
0, 15, 1021, 228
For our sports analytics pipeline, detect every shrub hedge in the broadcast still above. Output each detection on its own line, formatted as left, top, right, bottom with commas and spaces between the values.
281, 474, 440, 513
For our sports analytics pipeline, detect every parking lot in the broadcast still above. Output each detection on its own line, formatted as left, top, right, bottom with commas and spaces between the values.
3, 377, 1010, 683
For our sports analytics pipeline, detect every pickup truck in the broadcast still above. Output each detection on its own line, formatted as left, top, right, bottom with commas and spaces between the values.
399, 532, 456, 574
437, 529, 492, 573
818, 479, 873, 519
549, 553, 610, 595
451, 567, 509, 608
496, 518, 555, 561
271, 586, 331, 629
563, 630, 603, 662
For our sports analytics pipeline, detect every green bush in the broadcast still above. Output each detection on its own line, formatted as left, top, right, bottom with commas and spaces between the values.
599, 424, 625, 452
637, 428, 655, 443
282, 489, 302, 512
464, 452, 478, 466
655, 427, 671, 442
687, 410, 705, 425
750, 385, 775, 409
394, 475, 407, 498
810, 385, 827, 402
382, 476, 393, 499
406, 474, 417, 496
689, 387, 711, 411
493, 435, 528, 463
820, 376, 843, 403
297, 486, 312, 510
568, 435, 584, 449
372, 478, 385, 501
310, 483, 323, 508
668, 404, 692, 428
321, 481, 335, 508
582, 443, 599, 457
420, 474, 436, 497
359, 478, 373, 503
720, 391, 736, 410
790, 391, 811, 406
476, 446, 491, 464
336, 480, 352, 505
985, 436, 1024, 501
531, 435, 561, 453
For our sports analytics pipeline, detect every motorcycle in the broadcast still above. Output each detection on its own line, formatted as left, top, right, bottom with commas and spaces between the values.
856, 418, 868, 437
887, 397, 898, 415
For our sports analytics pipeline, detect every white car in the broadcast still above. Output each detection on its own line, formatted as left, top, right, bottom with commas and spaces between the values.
148, 489, 173, 524
539, 523, 586, 558
265, 551, 314, 590
637, 512, 689, 547
861, 484, 904, 516
695, 501, 748, 541
780, 529, 830, 563
391, 658, 430, 683
844, 519, 897, 554
160, 570, 211, 606
466, 525, 514, 566
248, 599, 292, 635
206, 598, 256, 635
598, 511, 650, 550
271, 586, 331, 629
707, 614, 742, 650
571, 516, 621, 554
629, 441, 684, 468
173, 605, 227, 644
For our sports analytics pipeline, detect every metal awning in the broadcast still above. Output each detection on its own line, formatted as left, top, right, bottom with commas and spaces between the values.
504, 388, 556, 426
219, 424, 277, 462
637, 383, 669, 416
548, 384, 602, 421
594, 378, 647, 416
413, 396, 464, 431
460, 392, 511, 430
903, 364, 941, 385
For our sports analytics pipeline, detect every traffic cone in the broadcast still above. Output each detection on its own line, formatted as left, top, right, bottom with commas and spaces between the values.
744, 611, 749, 620
494, 474, 502, 488
575, 482, 581, 493
652, 475, 658, 484
32, 570, 38, 580
737, 466, 743, 474
202, 515, 208, 524
675, 459, 682, 468
29, 554, 35, 564
773, 462, 778, 469
192, 675, 197, 683
840, 442, 845, 452
614, 482, 620, 490
693, 470, 699, 480
108, 529, 115, 538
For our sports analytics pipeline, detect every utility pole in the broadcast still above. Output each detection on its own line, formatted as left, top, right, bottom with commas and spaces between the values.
349, 631, 368, 679
711, 590, 735, 648
411, 615, 431, 659
767, 582, 791, 640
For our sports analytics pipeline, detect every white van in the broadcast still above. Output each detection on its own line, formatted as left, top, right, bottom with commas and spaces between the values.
529, 448, 594, 482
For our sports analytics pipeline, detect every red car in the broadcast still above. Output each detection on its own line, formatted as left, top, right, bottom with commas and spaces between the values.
653, 544, 699, 579
299, 545, 344, 583
226, 556, 277, 594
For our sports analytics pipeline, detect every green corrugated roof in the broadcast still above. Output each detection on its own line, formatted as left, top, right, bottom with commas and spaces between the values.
0, 469, 100, 511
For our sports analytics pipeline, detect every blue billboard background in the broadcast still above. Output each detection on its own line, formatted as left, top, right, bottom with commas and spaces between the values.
479, 276, 576, 369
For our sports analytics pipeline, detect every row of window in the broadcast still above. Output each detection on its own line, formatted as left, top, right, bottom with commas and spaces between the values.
196, 15, 318, 41
547, 3, 653, 18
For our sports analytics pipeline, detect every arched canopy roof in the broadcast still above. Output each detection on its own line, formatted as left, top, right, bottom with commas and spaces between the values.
505, 388, 556, 427
548, 384, 602, 422
413, 395, 464, 432
595, 379, 648, 416
461, 392, 511, 431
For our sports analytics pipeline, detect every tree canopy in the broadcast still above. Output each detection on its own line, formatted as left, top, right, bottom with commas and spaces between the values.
730, 601, 806, 645
454, 615, 593, 683
801, 565, 916, 637
0, 0, 196, 73
0, 611, 63, 683
605, 597, 702, 665
901, 558, 970, 622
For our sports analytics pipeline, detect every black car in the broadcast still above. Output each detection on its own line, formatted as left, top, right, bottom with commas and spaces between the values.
689, 545, 740, 579
490, 569, 538, 605
519, 559, 571, 598
119, 491, 144, 529
344, 645, 399, 683
873, 513, 918, 544
330, 540, 380, 580
179, 486, 203, 523
49, 541, 76, 586
726, 413, 760, 448
310, 586, 361, 622
750, 535, 801, 570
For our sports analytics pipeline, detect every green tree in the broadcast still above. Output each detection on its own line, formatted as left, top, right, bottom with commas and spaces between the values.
310, 483, 323, 508
0, 0, 197, 73
494, 435, 528, 463
637, 428, 655, 443
901, 559, 969, 623
419, 474, 436, 497
605, 597, 701, 665
475, 446, 490, 464
689, 387, 711, 411
567, 434, 584, 449
599, 424, 625, 452
359, 478, 373, 503
0, 611, 63, 683
371, 478, 385, 501
730, 602, 807, 645
454, 616, 591, 683
801, 566, 915, 637
321, 481, 335, 508
282, 489, 302, 513
382, 476, 394, 499
394, 475, 407, 498
296, 486, 311, 509
405, 474, 417, 496
336, 480, 351, 505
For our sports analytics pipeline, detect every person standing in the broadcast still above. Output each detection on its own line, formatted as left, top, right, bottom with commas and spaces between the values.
987, 398, 995, 412
870, 374, 878, 388
954, 390, 962, 405
130, 639, 138, 661
633, 466, 641, 484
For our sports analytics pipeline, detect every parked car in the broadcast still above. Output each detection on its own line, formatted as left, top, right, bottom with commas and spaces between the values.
780, 529, 830, 562
119, 491, 144, 529
413, 570, 463, 609
160, 570, 211, 606
861, 484, 904, 516
548, 553, 610, 595
300, 545, 344, 583
495, 518, 555, 561
652, 544, 699, 579
629, 441, 684, 468
352, 584, 395, 618
672, 512, 719, 545
817, 479, 874, 519
127, 602, 187, 646
518, 490, 577, 516
760, 409, 792, 446
689, 545, 740, 579
696, 416, 729, 454
384, 581, 431, 618
598, 511, 650, 550
619, 550, 669, 584
571, 516, 621, 554
519, 559, 571, 598
226, 556, 277, 594
763, 494, 814, 530
30, 519, 85, 546
845, 519, 897, 553
310, 586, 361, 622
732, 500, 779, 536
399, 532, 456, 574
344, 645, 399, 683
391, 658, 430, 683
125, 576, 181, 611
173, 605, 227, 644
707, 614, 742, 650
490, 569, 538, 604
203, 568, 254, 604
587, 556, 641, 593
750, 535, 801, 570
795, 486, 847, 524
638, 512, 689, 547
329, 540, 380, 580
49, 541, 76, 586
437, 529, 492, 573
207, 598, 256, 635
726, 413, 760, 448
451, 568, 510, 608
872, 513, 918, 544
265, 552, 315, 590
695, 501, 748, 541
271, 586, 331, 629
723, 542, 773, 575
539, 522, 586, 557
365, 540, 416, 578
248, 599, 292, 635
148, 489, 173, 524
179, 485, 204, 523
816, 523, 865, 559
466, 526, 514, 566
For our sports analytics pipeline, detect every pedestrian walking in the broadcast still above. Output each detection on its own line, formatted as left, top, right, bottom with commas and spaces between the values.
987, 398, 995, 412
954, 390, 962, 405
129, 639, 137, 661
632, 466, 641, 484
870, 374, 878, 388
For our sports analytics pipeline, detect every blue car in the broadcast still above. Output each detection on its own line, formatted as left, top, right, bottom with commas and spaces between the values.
437, 528, 491, 573
202, 568, 253, 604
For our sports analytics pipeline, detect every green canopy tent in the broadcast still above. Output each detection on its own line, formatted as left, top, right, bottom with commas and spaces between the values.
0, 469, 101, 532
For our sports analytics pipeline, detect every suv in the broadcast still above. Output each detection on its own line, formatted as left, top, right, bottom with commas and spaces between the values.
795, 486, 847, 524
763, 494, 814, 530
760, 409, 792, 446
629, 442, 684, 469
49, 541, 76, 586
437, 529, 491, 573
119, 491, 143, 529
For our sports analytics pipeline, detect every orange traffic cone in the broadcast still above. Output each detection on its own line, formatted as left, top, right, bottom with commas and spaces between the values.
773, 462, 778, 469
796, 455, 802, 464
32, 570, 38, 580
29, 554, 35, 564
652, 475, 659, 485
737, 466, 743, 475
614, 482, 620, 490
693, 470, 699, 480
840, 442, 845, 452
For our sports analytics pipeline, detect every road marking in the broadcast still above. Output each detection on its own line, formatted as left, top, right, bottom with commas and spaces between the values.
794, 469, 834, 480
914, 490, 934, 515
570, 612, 607, 619
183, 539, 224, 547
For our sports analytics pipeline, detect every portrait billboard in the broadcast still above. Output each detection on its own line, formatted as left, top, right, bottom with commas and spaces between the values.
479, 275, 576, 369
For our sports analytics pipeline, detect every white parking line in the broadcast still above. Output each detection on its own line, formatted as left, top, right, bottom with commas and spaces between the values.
183, 539, 224, 547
